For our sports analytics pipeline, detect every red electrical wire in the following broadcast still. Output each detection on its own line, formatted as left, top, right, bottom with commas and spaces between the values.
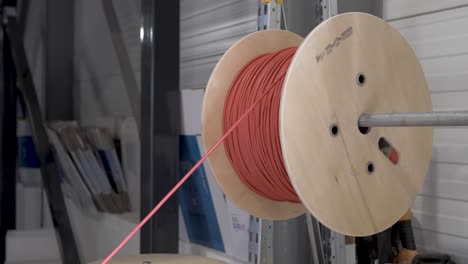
102, 49, 292, 263
223, 47, 300, 203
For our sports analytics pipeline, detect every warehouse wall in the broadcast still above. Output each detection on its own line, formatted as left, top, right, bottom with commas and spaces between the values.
74, 0, 258, 121
181, 0, 317, 92
23, 0, 46, 114
23, 0, 258, 123
23, 0, 137, 122
384, 1, 468, 262
74, 0, 317, 120
74, 0, 258, 120
180, 0, 257, 91
74, 0, 139, 125
30, 1, 468, 261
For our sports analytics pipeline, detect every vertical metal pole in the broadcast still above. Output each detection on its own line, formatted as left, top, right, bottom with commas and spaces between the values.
101, 0, 141, 129
256, 2, 313, 263
330, 230, 346, 264
249, 216, 273, 264
260, 219, 274, 264
306, 213, 325, 264
248, 216, 258, 264
257, 0, 282, 30
6, 20, 81, 264
17, 0, 30, 38
256, 2, 279, 263
140, 0, 180, 254
45, 0, 74, 120
273, 216, 312, 264
0, 11, 17, 262
0, 26, 3, 200
321, 0, 338, 20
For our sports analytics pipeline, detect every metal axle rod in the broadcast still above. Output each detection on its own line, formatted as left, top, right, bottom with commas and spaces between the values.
358, 111, 468, 127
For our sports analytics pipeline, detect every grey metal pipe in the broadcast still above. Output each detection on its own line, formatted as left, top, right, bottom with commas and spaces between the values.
358, 111, 468, 127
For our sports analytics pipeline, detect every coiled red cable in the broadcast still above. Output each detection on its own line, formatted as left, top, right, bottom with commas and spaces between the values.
103, 47, 300, 263
223, 47, 300, 203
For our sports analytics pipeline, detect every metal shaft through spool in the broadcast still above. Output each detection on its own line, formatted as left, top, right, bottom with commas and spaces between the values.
359, 111, 468, 127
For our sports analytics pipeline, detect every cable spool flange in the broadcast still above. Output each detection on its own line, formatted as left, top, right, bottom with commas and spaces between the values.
202, 29, 307, 220
91, 254, 224, 264
202, 13, 433, 236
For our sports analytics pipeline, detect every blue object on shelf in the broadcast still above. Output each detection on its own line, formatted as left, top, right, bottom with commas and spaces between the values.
18, 136, 40, 168
179, 135, 225, 252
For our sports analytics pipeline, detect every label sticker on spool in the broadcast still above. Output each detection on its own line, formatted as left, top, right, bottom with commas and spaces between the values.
315, 26, 353, 64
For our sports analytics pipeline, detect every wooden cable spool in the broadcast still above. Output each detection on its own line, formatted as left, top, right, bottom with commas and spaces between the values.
90, 254, 225, 264
202, 13, 433, 236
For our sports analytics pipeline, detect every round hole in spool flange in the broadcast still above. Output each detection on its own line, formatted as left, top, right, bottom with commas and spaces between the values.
358, 125, 371, 135
367, 162, 375, 174
330, 124, 339, 137
356, 73, 366, 86
357, 118, 371, 134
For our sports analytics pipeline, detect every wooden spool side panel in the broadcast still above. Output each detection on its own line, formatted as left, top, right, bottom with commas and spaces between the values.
90, 254, 225, 264
281, 13, 433, 236
202, 30, 306, 220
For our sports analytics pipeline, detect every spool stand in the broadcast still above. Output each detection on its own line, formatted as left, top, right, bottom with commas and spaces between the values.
89, 254, 225, 264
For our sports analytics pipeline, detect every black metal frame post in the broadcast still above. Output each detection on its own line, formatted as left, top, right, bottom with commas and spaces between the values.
140, 0, 180, 253
0, 16, 3, 200
0, 11, 17, 263
5, 19, 81, 264
45, 0, 74, 120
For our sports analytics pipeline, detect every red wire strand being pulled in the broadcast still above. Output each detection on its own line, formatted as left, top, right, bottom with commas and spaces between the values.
102, 47, 300, 263
223, 47, 300, 203
102, 50, 294, 263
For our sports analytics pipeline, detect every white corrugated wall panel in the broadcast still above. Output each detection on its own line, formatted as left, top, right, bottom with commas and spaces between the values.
383, 0, 468, 21
385, 3, 468, 261
75, 0, 256, 122
74, 0, 140, 124
180, 0, 257, 90
23, 0, 46, 114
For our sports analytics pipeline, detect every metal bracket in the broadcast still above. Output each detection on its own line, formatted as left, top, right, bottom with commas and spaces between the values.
306, 213, 326, 263
248, 216, 274, 264
305, 212, 349, 264
248, 216, 260, 264
259, 219, 274, 264
257, 0, 282, 30
320, 0, 338, 21
330, 230, 346, 264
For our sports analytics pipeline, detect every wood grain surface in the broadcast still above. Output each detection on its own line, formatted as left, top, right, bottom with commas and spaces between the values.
281, 13, 433, 236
